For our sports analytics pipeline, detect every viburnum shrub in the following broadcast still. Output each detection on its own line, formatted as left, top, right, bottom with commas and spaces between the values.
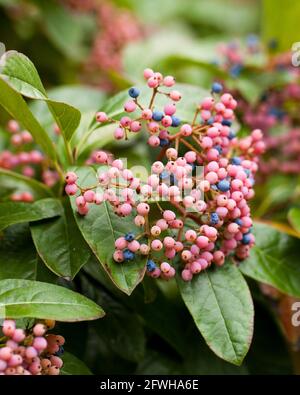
1, 49, 300, 373
0, 319, 64, 375
65, 69, 264, 281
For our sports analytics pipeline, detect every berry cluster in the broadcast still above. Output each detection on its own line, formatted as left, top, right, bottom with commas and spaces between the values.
65, 69, 264, 281
0, 120, 59, 202
217, 38, 300, 177
62, 0, 143, 90
0, 319, 65, 375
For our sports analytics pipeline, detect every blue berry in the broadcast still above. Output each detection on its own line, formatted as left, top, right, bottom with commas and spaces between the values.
128, 87, 140, 98
211, 82, 223, 93
234, 218, 243, 226
217, 179, 230, 192
125, 232, 135, 242
210, 212, 219, 225
228, 131, 236, 140
152, 110, 164, 121
146, 259, 156, 272
171, 116, 181, 127
231, 157, 242, 165
211, 184, 218, 191
214, 145, 222, 154
242, 233, 251, 245
159, 138, 169, 147
230, 64, 243, 78
55, 346, 64, 357
159, 170, 170, 180
123, 249, 135, 261
221, 119, 232, 126
207, 117, 214, 125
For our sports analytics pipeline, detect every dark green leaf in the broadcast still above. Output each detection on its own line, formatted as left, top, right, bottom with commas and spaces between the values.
31, 199, 91, 279
61, 352, 92, 375
240, 222, 300, 297
178, 263, 254, 365
0, 279, 104, 321
0, 198, 63, 231
69, 167, 146, 295
0, 224, 37, 280
288, 207, 300, 234
0, 51, 81, 141
0, 78, 56, 160
0, 168, 53, 199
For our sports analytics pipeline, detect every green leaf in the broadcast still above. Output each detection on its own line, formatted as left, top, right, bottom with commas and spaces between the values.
0, 78, 56, 160
81, 275, 145, 362
0, 224, 37, 281
178, 263, 254, 365
288, 207, 300, 233
0, 198, 63, 231
61, 352, 92, 375
0, 51, 81, 141
69, 167, 146, 295
0, 168, 54, 199
40, 2, 95, 62
0, 279, 104, 321
240, 222, 300, 297
262, 0, 300, 52
30, 199, 91, 279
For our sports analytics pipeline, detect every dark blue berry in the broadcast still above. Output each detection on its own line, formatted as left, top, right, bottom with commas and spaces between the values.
210, 212, 219, 225
159, 138, 169, 147
171, 116, 181, 127
231, 157, 242, 165
214, 145, 222, 154
128, 87, 140, 98
234, 218, 243, 226
207, 117, 214, 125
221, 119, 232, 126
123, 249, 135, 261
152, 110, 164, 121
125, 232, 135, 242
211, 82, 223, 93
217, 179, 230, 192
55, 346, 64, 357
146, 259, 156, 272
228, 131, 236, 140
242, 233, 251, 245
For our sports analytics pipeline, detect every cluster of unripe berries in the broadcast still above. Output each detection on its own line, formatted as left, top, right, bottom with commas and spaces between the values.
0, 120, 59, 202
218, 38, 300, 177
63, 0, 142, 90
0, 319, 65, 375
65, 69, 264, 281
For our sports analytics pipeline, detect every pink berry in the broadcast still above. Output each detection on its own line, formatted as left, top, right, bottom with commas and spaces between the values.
163, 76, 175, 87
170, 90, 181, 101
163, 210, 176, 221
130, 121, 142, 132
164, 103, 176, 116
182, 269, 193, 281
0, 347, 13, 361
83, 190, 95, 203
65, 171, 78, 184
113, 250, 124, 263
143, 68, 154, 79
2, 320, 16, 337
124, 100, 137, 113
137, 203, 150, 216
65, 183, 78, 196
160, 262, 171, 273
96, 112, 108, 123
33, 337, 47, 351
128, 240, 140, 252
151, 239, 163, 251
163, 236, 175, 248
12, 329, 25, 342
